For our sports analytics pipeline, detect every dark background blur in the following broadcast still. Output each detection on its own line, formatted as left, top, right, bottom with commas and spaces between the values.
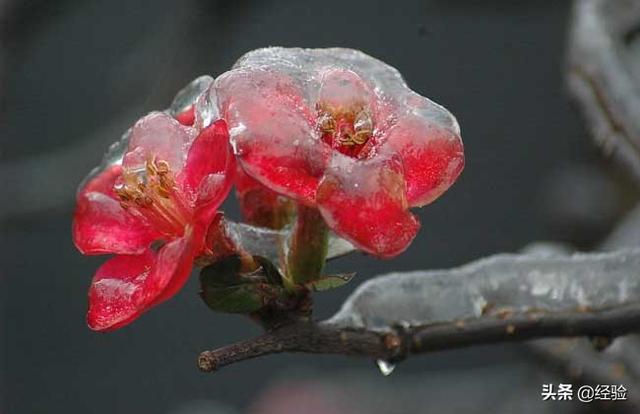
2, 1, 630, 413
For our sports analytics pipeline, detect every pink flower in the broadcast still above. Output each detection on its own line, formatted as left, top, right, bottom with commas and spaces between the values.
215, 47, 464, 257
73, 108, 234, 331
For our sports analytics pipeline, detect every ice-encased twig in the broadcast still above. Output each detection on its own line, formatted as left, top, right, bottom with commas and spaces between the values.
523, 203, 640, 397
199, 248, 640, 372
327, 248, 640, 331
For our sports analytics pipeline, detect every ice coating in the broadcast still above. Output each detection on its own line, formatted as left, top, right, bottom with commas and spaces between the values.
218, 47, 462, 156
224, 220, 355, 270
76, 128, 131, 198
74, 87, 235, 331
125, 112, 197, 173
316, 154, 420, 258
227, 47, 460, 136
193, 86, 220, 130
168, 75, 214, 119
86, 236, 194, 331
216, 47, 464, 257
78, 76, 215, 198
326, 249, 640, 331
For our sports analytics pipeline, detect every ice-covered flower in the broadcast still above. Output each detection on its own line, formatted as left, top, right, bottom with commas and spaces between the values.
215, 47, 464, 257
234, 167, 295, 230
73, 79, 234, 330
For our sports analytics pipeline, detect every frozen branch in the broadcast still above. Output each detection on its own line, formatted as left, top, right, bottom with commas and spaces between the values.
199, 248, 640, 372
567, 0, 640, 181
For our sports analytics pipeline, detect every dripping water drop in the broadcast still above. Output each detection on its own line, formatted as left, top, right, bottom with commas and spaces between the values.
376, 359, 395, 376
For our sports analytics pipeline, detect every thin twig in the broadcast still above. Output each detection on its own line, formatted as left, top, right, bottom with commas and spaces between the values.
198, 302, 640, 372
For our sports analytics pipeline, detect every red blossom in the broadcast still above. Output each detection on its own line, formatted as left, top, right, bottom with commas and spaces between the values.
235, 167, 295, 230
73, 110, 234, 331
216, 47, 464, 257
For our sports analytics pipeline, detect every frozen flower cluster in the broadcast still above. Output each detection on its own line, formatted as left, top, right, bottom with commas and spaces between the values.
72, 47, 464, 331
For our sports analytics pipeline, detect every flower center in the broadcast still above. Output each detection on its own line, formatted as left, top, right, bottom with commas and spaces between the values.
316, 102, 373, 158
114, 157, 192, 236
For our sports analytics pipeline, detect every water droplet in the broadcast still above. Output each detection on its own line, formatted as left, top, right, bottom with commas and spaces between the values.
376, 359, 395, 376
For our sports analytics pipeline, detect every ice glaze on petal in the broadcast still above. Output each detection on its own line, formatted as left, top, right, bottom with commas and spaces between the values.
87, 236, 194, 331
73, 165, 158, 255
147, 234, 196, 306
381, 114, 464, 207
317, 68, 374, 110
228, 47, 415, 132
87, 250, 155, 331
316, 155, 420, 258
125, 112, 197, 174
76, 128, 131, 198
223, 47, 464, 213
235, 167, 295, 229
216, 69, 329, 204
179, 120, 234, 206
175, 106, 196, 126
168, 75, 214, 119
192, 85, 220, 131
170, 76, 218, 129
176, 120, 235, 231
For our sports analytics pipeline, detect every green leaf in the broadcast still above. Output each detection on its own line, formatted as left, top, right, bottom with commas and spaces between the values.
253, 256, 284, 286
199, 255, 286, 314
308, 272, 356, 292
200, 283, 266, 313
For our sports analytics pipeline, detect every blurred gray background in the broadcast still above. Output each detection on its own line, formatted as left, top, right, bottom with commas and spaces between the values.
2, 1, 631, 413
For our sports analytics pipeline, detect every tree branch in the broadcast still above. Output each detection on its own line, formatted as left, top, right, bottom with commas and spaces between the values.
198, 323, 393, 372
199, 302, 640, 372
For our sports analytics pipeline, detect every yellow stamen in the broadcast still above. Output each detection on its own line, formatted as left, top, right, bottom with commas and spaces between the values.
315, 102, 373, 148
115, 157, 191, 235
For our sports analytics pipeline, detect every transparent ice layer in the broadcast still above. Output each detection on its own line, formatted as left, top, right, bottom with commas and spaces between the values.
225, 220, 355, 270
215, 47, 464, 256
168, 75, 214, 119
78, 76, 214, 195
327, 249, 640, 331
226, 47, 460, 136
76, 127, 130, 198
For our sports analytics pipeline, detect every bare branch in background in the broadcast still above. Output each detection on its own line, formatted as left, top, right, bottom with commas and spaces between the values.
601, 203, 640, 251
567, 0, 640, 181
528, 338, 640, 410
199, 248, 640, 372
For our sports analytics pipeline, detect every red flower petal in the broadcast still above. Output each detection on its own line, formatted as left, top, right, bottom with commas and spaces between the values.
201, 213, 239, 262
87, 250, 156, 331
78, 164, 122, 196
179, 120, 234, 210
316, 155, 420, 258
175, 106, 196, 126
87, 236, 194, 331
73, 165, 158, 255
235, 167, 295, 229
148, 235, 196, 307
381, 115, 464, 207
216, 70, 329, 204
